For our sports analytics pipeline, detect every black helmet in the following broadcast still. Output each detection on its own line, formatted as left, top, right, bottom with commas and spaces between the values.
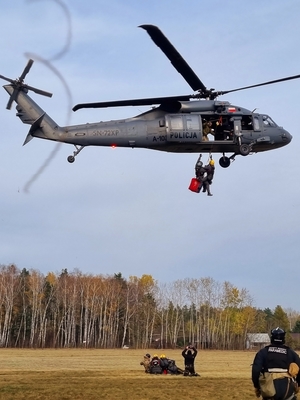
271, 327, 286, 344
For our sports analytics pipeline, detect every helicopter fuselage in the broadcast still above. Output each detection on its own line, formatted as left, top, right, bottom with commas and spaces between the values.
1, 23, 297, 168
6, 84, 292, 166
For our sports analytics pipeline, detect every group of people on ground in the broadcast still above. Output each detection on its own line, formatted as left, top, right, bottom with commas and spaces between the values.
140, 353, 183, 375
140, 345, 199, 376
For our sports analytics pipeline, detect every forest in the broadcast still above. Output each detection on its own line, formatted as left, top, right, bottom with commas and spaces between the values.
0, 264, 299, 349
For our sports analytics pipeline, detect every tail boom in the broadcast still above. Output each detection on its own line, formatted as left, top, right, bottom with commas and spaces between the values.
3, 84, 64, 144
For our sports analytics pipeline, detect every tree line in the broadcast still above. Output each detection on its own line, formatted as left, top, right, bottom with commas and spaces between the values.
0, 264, 299, 349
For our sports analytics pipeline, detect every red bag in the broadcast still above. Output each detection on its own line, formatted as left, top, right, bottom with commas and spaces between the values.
189, 178, 201, 193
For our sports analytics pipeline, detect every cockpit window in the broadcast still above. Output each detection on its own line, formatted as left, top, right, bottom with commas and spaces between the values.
262, 115, 276, 127
241, 116, 253, 130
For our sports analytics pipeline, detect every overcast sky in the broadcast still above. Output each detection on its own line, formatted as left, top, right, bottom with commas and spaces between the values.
0, 0, 299, 312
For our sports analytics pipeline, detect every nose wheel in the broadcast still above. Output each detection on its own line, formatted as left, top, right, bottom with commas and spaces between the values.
67, 145, 85, 163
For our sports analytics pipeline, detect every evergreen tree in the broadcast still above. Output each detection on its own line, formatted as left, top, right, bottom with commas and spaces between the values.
273, 305, 290, 331
292, 320, 300, 333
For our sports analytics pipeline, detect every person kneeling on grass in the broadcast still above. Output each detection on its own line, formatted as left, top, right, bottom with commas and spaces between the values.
182, 345, 200, 376
149, 354, 163, 374
140, 353, 151, 373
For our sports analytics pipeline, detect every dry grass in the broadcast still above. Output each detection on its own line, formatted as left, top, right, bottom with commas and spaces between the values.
0, 349, 257, 400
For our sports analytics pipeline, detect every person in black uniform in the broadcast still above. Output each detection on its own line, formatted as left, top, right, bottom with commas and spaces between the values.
252, 327, 300, 400
182, 345, 199, 376
195, 155, 206, 183
149, 354, 163, 374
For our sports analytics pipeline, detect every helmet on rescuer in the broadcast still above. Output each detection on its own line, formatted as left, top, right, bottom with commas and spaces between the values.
209, 159, 215, 166
271, 327, 286, 344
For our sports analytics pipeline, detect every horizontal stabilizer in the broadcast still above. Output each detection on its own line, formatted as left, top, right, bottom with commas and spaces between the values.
23, 133, 34, 146
29, 113, 45, 134
23, 113, 45, 145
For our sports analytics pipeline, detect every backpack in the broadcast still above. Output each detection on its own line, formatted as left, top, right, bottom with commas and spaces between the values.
160, 357, 169, 369
167, 360, 178, 374
150, 359, 162, 374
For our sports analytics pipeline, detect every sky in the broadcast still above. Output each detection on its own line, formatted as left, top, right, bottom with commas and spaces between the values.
0, 0, 300, 312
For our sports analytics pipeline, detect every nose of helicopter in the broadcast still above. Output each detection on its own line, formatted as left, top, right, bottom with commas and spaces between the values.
282, 129, 293, 144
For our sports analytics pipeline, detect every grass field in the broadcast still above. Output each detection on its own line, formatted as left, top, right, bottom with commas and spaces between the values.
0, 349, 257, 400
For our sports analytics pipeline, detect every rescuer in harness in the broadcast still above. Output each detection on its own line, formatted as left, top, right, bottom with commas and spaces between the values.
252, 327, 300, 400
201, 159, 215, 196
195, 154, 206, 183
193, 154, 215, 196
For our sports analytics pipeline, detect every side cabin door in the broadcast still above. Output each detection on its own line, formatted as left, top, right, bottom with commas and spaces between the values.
165, 114, 202, 142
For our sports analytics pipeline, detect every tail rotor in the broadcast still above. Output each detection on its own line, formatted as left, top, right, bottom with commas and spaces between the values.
0, 59, 52, 109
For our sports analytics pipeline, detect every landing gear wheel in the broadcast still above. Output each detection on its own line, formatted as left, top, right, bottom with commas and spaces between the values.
219, 156, 231, 168
240, 144, 250, 156
67, 155, 75, 163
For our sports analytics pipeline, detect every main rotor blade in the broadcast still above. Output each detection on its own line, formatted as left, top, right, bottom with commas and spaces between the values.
73, 94, 192, 111
139, 24, 207, 94
217, 74, 300, 96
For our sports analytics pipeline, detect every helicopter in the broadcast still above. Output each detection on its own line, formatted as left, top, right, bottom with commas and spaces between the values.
1, 24, 297, 168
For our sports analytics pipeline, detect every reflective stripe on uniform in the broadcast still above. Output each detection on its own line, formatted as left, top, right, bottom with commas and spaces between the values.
268, 368, 288, 373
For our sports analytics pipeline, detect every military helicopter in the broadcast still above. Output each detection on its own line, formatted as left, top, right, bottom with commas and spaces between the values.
1, 24, 297, 168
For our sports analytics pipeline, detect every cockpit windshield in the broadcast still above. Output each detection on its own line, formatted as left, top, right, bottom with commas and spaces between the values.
262, 115, 277, 127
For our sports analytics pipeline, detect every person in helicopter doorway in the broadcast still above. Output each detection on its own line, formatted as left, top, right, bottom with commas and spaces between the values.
252, 327, 300, 400
182, 345, 199, 376
202, 120, 214, 141
202, 159, 215, 196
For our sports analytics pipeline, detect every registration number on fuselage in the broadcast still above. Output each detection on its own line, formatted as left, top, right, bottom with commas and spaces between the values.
92, 129, 119, 136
